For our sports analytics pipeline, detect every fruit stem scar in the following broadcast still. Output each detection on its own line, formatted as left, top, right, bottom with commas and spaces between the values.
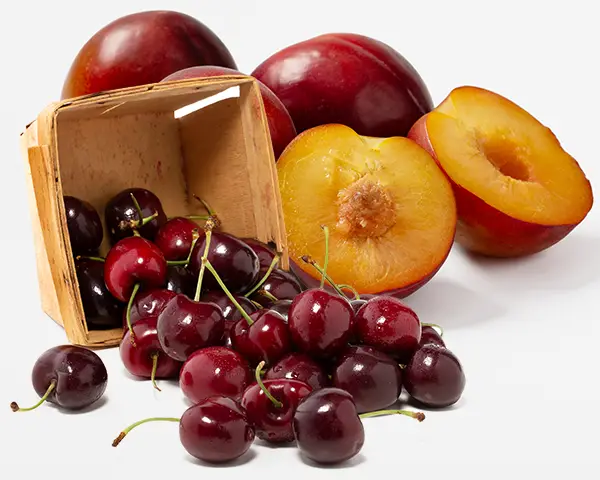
126, 283, 141, 346
359, 409, 425, 422
203, 259, 254, 326
112, 417, 180, 447
167, 229, 201, 267
11, 380, 56, 412
255, 361, 283, 408
422, 323, 444, 337
150, 353, 161, 392
244, 252, 281, 297
301, 255, 346, 298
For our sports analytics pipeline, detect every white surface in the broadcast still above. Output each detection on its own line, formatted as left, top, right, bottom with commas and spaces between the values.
1, 0, 599, 478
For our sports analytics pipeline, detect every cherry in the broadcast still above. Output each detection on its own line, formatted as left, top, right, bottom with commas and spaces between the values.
404, 344, 466, 408
165, 265, 195, 297
200, 291, 259, 322
120, 316, 182, 391
241, 237, 277, 271
268, 299, 292, 321
250, 268, 303, 307
265, 353, 329, 391
122, 288, 177, 328
155, 217, 202, 261
231, 309, 292, 367
355, 296, 421, 362
75, 257, 124, 330
179, 346, 252, 404
113, 395, 255, 464
189, 231, 260, 295
157, 227, 225, 362
105, 188, 167, 243
332, 345, 403, 413
241, 361, 312, 443
292, 388, 364, 465
11, 345, 107, 412
64, 196, 103, 255
420, 325, 446, 348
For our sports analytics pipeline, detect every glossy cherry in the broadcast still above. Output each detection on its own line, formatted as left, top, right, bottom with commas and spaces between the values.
241, 238, 277, 271
265, 353, 329, 391
113, 395, 255, 464
231, 309, 292, 367
189, 231, 260, 295
404, 344, 466, 408
332, 345, 403, 413
268, 299, 292, 321
104, 236, 167, 303
120, 316, 182, 390
420, 325, 446, 348
355, 296, 421, 362
64, 196, 103, 255
155, 217, 201, 261
179, 346, 252, 404
11, 345, 107, 412
250, 268, 303, 307
105, 188, 167, 243
200, 291, 259, 322
292, 387, 364, 465
241, 362, 312, 443
76, 257, 124, 330
165, 265, 195, 297
123, 288, 177, 327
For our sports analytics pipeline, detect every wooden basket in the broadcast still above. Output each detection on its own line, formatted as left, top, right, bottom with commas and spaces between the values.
20, 75, 289, 349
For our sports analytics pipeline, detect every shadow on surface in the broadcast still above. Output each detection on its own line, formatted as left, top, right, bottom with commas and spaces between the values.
185, 448, 257, 467
298, 451, 366, 469
50, 395, 109, 414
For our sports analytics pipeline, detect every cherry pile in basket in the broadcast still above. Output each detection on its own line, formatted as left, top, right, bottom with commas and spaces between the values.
12, 187, 466, 467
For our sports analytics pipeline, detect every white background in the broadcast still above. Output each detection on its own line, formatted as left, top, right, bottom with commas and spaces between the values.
1, 0, 599, 478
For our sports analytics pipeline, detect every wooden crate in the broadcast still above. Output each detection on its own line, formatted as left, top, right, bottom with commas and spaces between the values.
20, 75, 289, 348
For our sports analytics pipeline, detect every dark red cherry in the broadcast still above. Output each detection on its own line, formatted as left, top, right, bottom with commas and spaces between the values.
11, 345, 108, 412
75, 257, 124, 330
292, 387, 364, 465
180, 346, 252, 404
288, 288, 354, 359
179, 396, 255, 463
420, 326, 446, 348
120, 316, 182, 383
268, 299, 292, 321
404, 344, 466, 408
189, 232, 260, 295
165, 265, 195, 297
355, 296, 421, 362
105, 188, 167, 243
155, 217, 200, 261
241, 238, 276, 271
350, 299, 367, 313
123, 288, 177, 328
250, 268, 303, 307
200, 291, 259, 322
104, 236, 167, 303
231, 309, 291, 367
222, 319, 237, 348
241, 378, 312, 443
265, 353, 329, 391
64, 196, 103, 255
332, 345, 403, 414
157, 294, 225, 362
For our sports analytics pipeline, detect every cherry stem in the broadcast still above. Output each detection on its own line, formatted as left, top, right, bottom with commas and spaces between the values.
258, 289, 278, 303
255, 361, 282, 408
126, 283, 141, 347
112, 417, 179, 447
359, 409, 426, 422
422, 323, 444, 337
167, 229, 201, 266
301, 255, 346, 298
249, 299, 264, 309
338, 284, 360, 300
150, 353, 161, 392
244, 253, 281, 298
11, 380, 56, 412
130, 192, 159, 228
203, 259, 254, 325
320, 225, 330, 289
132, 229, 141, 237
194, 228, 213, 302
76, 255, 105, 263
185, 215, 211, 221
193, 194, 216, 217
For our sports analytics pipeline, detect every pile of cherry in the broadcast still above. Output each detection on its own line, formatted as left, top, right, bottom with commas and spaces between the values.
11, 187, 466, 466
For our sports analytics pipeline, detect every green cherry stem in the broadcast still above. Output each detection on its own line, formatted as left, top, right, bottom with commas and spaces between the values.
258, 289, 279, 303
255, 361, 282, 408
320, 225, 330, 289
76, 255, 105, 263
185, 215, 211, 221
301, 255, 346, 298
167, 229, 201, 266
359, 409, 426, 422
112, 417, 180, 447
203, 259, 254, 326
338, 284, 360, 300
126, 283, 141, 346
10, 380, 56, 412
422, 323, 444, 337
129, 192, 159, 228
193, 194, 216, 217
244, 252, 281, 298
150, 354, 161, 392
194, 228, 213, 302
